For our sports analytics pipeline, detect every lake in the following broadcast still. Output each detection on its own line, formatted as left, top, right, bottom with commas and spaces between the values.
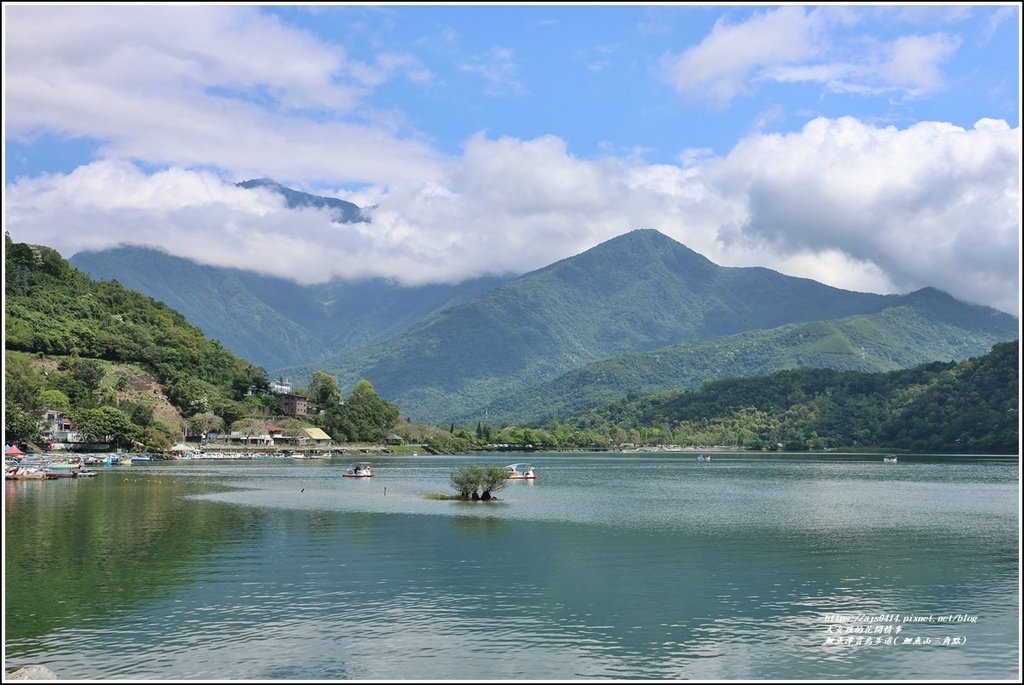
3, 452, 1019, 680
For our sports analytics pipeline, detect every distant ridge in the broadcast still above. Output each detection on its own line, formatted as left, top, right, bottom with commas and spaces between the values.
283, 228, 1016, 423
69, 211, 1018, 425
71, 245, 510, 372
466, 296, 1019, 425
237, 178, 366, 223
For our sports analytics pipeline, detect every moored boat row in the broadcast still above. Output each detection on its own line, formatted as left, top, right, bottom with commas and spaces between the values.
4, 449, 157, 480
6, 464, 98, 480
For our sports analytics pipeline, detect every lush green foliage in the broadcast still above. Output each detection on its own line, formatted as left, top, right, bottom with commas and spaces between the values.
4, 235, 270, 447
74, 406, 143, 450
473, 302, 1019, 425
424, 430, 475, 455
284, 230, 1017, 423
309, 370, 342, 407
554, 341, 1019, 454
69, 228, 1016, 427
12, 229, 1016, 457
319, 379, 401, 442
70, 244, 508, 371
449, 464, 509, 499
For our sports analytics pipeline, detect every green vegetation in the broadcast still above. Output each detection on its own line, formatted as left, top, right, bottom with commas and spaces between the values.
321, 379, 401, 442
471, 302, 1018, 426
282, 229, 1016, 424
3, 236, 386, 450
68, 227, 1016, 428
70, 244, 508, 371
8, 231, 1015, 456
550, 340, 1018, 454
5, 235, 271, 445
449, 464, 509, 500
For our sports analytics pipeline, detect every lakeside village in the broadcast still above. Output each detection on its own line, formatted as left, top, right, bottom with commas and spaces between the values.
5, 437, 730, 480
5, 376, 734, 480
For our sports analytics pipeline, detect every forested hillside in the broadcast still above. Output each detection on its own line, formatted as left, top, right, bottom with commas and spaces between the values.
5, 235, 412, 449
71, 245, 510, 371
70, 179, 510, 370
4, 235, 270, 448
472, 297, 1018, 425
558, 340, 1019, 454
292, 230, 1017, 423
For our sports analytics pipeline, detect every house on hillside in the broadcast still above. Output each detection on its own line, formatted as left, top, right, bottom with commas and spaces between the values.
39, 410, 83, 450
278, 393, 317, 418
269, 379, 293, 394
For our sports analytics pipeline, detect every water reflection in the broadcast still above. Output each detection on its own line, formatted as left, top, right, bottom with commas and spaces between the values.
5, 473, 264, 645
4, 454, 1018, 680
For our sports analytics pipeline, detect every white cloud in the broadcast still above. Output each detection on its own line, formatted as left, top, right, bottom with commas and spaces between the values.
1, 1, 1017, 316
761, 31, 962, 97
7, 118, 1018, 316
4, 4, 443, 185
882, 33, 961, 95
662, 6, 825, 106
665, 6, 964, 105
982, 5, 1016, 41
706, 116, 1020, 314
459, 47, 527, 96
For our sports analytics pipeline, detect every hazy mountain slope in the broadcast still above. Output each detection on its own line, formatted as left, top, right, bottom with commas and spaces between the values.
70, 247, 332, 370
69, 180, 511, 371
70, 248, 509, 372
291, 229, 966, 422
471, 292, 1019, 425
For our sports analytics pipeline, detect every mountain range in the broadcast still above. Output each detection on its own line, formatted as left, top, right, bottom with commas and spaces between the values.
70, 181, 1019, 425
71, 246, 509, 372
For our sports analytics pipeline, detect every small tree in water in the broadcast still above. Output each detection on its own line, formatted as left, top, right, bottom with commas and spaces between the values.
450, 464, 509, 501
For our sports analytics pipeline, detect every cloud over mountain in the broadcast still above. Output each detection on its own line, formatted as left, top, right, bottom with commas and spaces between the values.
7, 116, 1019, 314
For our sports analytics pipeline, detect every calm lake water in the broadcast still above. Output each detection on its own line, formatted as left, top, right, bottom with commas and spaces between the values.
4, 453, 1019, 680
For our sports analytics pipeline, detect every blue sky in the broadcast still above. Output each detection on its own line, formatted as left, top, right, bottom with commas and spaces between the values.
3, 3, 1021, 315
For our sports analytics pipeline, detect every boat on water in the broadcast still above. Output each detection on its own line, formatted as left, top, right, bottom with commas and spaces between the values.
696, 454, 712, 462
46, 461, 84, 470
291, 452, 327, 460
46, 467, 96, 478
5, 466, 55, 480
342, 462, 374, 478
505, 463, 537, 480
883, 455, 898, 463
6, 462, 97, 479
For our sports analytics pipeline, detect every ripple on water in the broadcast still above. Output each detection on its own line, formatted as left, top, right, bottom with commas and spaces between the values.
5, 455, 1018, 680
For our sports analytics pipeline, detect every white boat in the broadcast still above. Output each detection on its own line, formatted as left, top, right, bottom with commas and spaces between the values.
505, 463, 537, 480
696, 454, 712, 462
342, 462, 374, 478
46, 461, 83, 470
883, 455, 898, 463
6, 466, 51, 480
